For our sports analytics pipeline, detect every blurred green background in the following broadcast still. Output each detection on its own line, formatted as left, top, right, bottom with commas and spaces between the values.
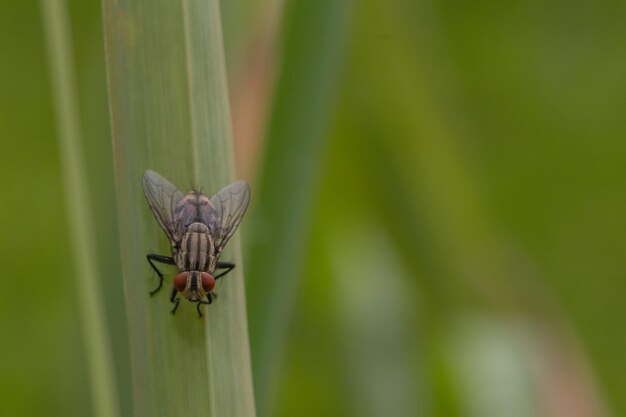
1, 0, 625, 416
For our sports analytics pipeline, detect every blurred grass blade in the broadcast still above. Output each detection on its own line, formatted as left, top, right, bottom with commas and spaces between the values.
444, 318, 539, 417
39, 1, 120, 417
245, 0, 352, 415
329, 223, 421, 417
102, 0, 256, 416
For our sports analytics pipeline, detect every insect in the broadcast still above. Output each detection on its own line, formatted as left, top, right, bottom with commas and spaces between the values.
142, 170, 250, 316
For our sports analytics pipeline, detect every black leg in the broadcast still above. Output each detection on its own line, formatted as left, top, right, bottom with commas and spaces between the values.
215, 261, 235, 280
196, 293, 214, 317
169, 287, 180, 314
147, 253, 176, 295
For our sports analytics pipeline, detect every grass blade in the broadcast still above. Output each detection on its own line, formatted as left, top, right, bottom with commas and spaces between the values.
245, 1, 352, 415
103, 0, 256, 416
39, 1, 120, 417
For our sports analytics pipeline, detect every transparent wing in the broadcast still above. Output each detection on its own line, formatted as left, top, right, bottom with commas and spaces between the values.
203, 180, 250, 252
142, 170, 185, 244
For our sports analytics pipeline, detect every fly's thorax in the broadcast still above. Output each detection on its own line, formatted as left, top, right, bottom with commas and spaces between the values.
186, 222, 209, 234
173, 271, 215, 302
174, 222, 216, 271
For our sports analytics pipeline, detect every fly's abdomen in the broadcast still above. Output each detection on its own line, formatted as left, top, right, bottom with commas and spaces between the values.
175, 222, 215, 271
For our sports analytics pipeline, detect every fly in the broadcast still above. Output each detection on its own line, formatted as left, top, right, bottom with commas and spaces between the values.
142, 170, 250, 316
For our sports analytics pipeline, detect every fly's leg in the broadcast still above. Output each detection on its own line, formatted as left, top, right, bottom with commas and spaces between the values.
170, 287, 180, 314
212, 262, 234, 298
196, 293, 214, 317
147, 254, 176, 295
214, 262, 235, 280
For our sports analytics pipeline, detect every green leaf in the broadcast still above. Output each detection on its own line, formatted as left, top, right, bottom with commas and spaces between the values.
40, 1, 120, 417
244, 0, 353, 415
102, 0, 256, 416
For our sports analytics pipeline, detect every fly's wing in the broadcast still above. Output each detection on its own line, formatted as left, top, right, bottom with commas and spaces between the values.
142, 170, 186, 244
203, 180, 250, 253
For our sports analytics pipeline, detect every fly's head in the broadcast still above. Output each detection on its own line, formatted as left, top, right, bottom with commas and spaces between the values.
173, 271, 215, 302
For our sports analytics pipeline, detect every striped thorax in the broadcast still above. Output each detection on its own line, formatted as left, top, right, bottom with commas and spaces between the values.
175, 222, 217, 273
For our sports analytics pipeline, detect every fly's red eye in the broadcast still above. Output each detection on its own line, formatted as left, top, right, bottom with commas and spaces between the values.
173, 272, 188, 292
200, 272, 215, 292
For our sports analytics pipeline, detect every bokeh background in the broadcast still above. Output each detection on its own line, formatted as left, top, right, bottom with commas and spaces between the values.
1, 0, 626, 416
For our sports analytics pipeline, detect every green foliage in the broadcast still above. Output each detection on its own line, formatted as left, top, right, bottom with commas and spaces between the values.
245, 1, 352, 415
102, 0, 255, 416
3, 0, 626, 416
258, 1, 626, 417
40, 1, 120, 416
